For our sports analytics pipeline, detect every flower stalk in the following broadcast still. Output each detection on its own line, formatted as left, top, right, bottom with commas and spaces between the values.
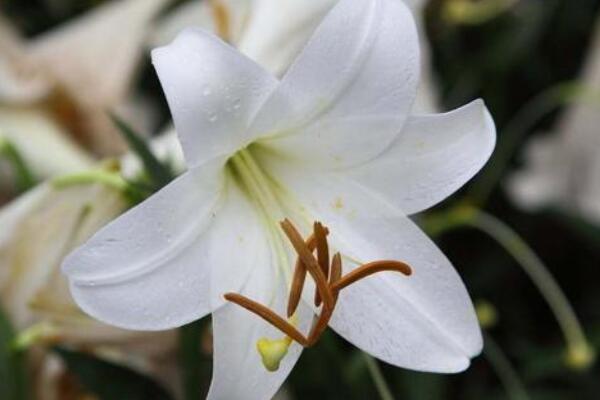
483, 334, 530, 400
363, 353, 395, 400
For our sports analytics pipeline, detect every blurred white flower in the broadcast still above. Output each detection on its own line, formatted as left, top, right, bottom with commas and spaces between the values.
0, 109, 93, 182
0, 181, 132, 337
405, 0, 440, 112
153, 0, 439, 112
152, 0, 338, 77
0, 131, 184, 399
0, 0, 171, 156
0, 186, 178, 399
508, 23, 600, 224
64, 0, 495, 398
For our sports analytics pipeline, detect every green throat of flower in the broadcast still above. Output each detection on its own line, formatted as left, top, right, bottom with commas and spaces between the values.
227, 147, 294, 286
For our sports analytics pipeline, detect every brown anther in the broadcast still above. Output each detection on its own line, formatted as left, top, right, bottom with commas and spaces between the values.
314, 222, 330, 307
287, 231, 321, 318
330, 260, 412, 293
329, 253, 342, 302
224, 293, 309, 347
307, 253, 340, 345
280, 219, 335, 311
287, 225, 330, 317
287, 255, 309, 318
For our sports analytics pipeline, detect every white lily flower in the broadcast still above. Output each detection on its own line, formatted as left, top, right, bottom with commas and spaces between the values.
509, 22, 600, 224
64, 0, 496, 398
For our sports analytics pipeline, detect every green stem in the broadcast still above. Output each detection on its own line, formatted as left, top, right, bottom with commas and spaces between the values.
483, 334, 530, 400
52, 170, 143, 204
363, 353, 395, 400
0, 136, 36, 192
427, 207, 595, 368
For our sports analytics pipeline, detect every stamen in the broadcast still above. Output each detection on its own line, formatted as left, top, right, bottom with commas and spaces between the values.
314, 222, 330, 307
307, 253, 342, 345
330, 260, 412, 293
280, 219, 335, 311
287, 226, 330, 317
307, 302, 334, 347
330, 252, 342, 302
287, 234, 316, 318
223, 220, 414, 370
224, 293, 309, 346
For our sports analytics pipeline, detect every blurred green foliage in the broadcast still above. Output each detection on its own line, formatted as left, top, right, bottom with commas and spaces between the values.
0, 307, 28, 400
53, 347, 174, 400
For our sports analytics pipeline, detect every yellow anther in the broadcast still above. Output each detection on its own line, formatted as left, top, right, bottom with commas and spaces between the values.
256, 337, 292, 372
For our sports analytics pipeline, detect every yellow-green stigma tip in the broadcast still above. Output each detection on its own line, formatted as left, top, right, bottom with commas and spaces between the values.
564, 343, 596, 371
256, 337, 291, 372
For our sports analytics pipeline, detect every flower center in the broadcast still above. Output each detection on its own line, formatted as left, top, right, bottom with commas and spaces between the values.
227, 148, 293, 288
224, 219, 413, 371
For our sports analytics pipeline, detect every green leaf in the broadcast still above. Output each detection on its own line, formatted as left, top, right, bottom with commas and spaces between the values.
0, 305, 28, 400
0, 135, 36, 193
109, 113, 174, 191
53, 347, 174, 400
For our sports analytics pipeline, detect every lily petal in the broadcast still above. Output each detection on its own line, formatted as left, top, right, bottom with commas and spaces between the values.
252, 0, 419, 167
0, 15, 50, 103
237, 0, 337, 76
208, 253, 313, 400
347, 100, 496, 214
261, 163, 482, 372
63, 160, 226, 330
152, 28, 278, 168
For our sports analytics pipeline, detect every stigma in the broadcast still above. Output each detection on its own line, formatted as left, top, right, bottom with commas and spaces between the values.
224, 219, 413, 371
